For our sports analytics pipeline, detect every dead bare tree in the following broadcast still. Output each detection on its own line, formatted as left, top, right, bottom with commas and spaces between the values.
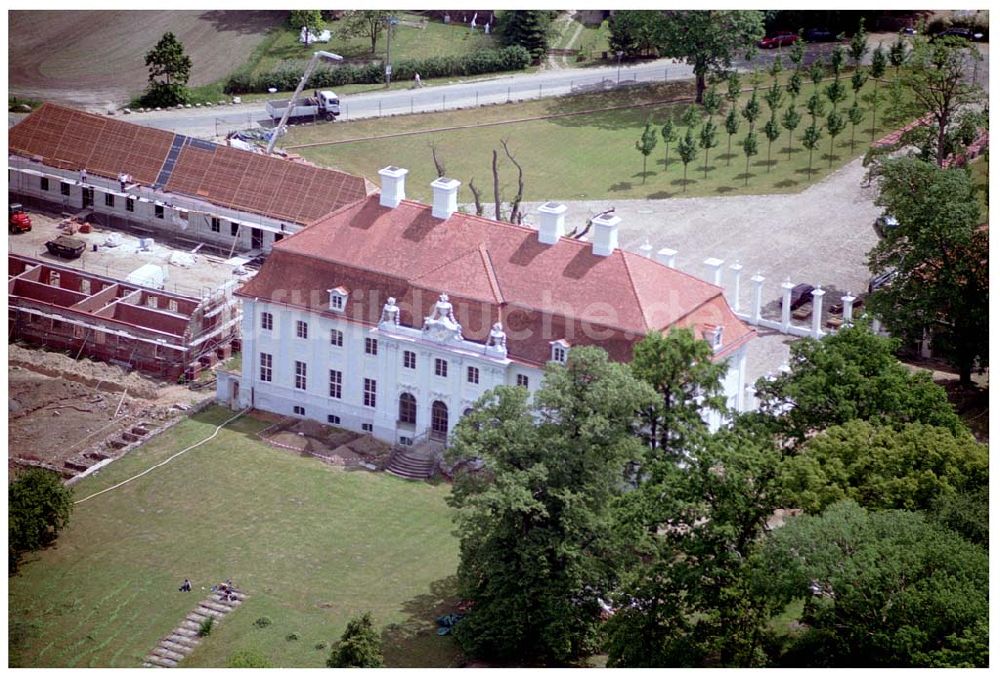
429, 143, 446, 178
468, 177, 484, 216
500, 139, 524, 225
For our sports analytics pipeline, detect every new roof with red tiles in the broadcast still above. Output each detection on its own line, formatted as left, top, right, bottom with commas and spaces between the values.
8, 103, 369, 224
239, 193, 755, 366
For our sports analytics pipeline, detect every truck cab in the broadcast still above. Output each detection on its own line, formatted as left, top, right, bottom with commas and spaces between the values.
315, 90, 340, 118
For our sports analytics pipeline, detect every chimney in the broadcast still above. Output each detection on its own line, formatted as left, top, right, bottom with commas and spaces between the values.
591, 211, 620, 257
378, 166, 408, 208
431, 177, 461, 220
537, 202, 567, 244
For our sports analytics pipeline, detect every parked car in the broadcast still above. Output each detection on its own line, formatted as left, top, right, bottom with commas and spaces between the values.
875, 213, 899, 237
931, 27, 985, 42
803, 27, 837, 42
759, 32, 799, 49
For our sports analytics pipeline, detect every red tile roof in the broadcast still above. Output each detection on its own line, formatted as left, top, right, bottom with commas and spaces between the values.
239, 194, 755, 366
8, 103, 369, 224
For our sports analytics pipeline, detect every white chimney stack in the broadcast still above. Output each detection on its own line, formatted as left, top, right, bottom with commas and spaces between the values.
378, 166, 408, 208
590, 211, 620, 257
536, 202, 567, 244
431, 177, 461, 220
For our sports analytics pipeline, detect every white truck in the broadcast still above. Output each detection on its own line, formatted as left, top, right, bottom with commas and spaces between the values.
265, 89, 340, 123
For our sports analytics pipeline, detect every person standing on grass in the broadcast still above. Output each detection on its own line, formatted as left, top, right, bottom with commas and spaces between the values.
414, 72, 422, 88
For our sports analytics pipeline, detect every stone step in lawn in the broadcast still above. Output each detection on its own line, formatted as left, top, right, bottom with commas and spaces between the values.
150, 646, 186, 662
200, 599, 236, 614
144, 588, 247, 667
172, 627, 198, 638
194, 606, 227, 619
166, 634, 200, 649
144, 655, 177, 668
158, 639, 195, 656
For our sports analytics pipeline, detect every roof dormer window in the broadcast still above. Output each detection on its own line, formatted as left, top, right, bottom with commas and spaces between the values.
702, 325, 724, 351
550, 339, 570, 364
328, 286, 348, 313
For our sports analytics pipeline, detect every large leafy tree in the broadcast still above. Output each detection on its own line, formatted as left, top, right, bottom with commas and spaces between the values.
755, 323, 965, 445
608, 427, 787, 667
868, 157, 987, 384
339, 10, 392, 54
656, 10, 765, 103
9, 469, 73, 573
497, 10, 555, 61
327, 612, 383, 668
608, 10, 664, 57
142, 32, 192, 107
902, 36, 985, 167
447, 347, 655, 664
758, 501, 988, 667
782, 420, 987, 514
288, 9, 324, 34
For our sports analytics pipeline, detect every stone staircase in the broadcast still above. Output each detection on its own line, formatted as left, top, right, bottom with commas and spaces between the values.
386, 433, 445, 480
143, 588, 246, 668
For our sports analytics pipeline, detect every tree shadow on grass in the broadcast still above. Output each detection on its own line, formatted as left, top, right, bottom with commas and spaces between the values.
381, 575, 464, 668
753, 159, 778, 169
780, 147, 804, 157
609, 181, 633, 192
646, 190, 672, 199
717, 152, 738, 164
716, 186, 737, 194
670, 178, 696, 189
773, 179, 799, 188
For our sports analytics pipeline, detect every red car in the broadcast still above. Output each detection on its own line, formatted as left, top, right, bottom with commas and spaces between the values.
759, 32, 799, 49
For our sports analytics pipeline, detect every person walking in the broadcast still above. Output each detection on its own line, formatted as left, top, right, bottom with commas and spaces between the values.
414, 72, 422, 88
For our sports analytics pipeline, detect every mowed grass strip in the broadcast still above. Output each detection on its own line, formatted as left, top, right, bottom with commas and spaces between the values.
288, 78, 908, 204
8, 407, 461, 668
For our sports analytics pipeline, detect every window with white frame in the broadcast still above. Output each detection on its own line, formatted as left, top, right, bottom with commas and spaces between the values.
517, 374, 529, 388
293, 405, 305, 416
329, 369, 342, 399
365, 337, 378, 356
327, 414, 341, 425
362, 423, 373, 432
259, 353, 273, 382
467, 366, 479, 384
550, 340, 569, 364
330, 328, 343, 347
328, 287, 348, 312
434, 358, 448, 377
261, 311, 273, 330
403, 350, 416, 369
296, 320, 308, 339
363, 378, 377, 408
294, 361, 307, 390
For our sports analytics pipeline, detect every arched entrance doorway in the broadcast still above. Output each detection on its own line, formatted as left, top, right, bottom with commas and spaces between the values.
431, 400, 449, 440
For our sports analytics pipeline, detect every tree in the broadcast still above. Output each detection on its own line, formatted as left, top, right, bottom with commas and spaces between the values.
809, 60, 825, 89
780, 104, 801, 160
763, 80, 783, 115
9, 469, 73, 573
660, 118, 677, 169
339, 10, 391, 54
850, 69, 868, 102
609, 427, 787, 667
655, 11, 765, 103
847, 18, 869, 69
608, 10, 664, 58
447, 348, 655, 663
824, 109, 846, 167
288, 10, 324, 34
786, 70, 803, 102
867, 43, 888, 141
327, 612, 383, 668
498, 10, 555, 61
902, 37, 985, 167
782, 420, 987, 514
800, 123, 822, 177
846, 101, 865, 152
723, 108, 740, 166
697, 120, 718, 179
680, 103, 702, 130
805, 91, 826, 123
755, 323, 966, 445
824, 79, 847, 114
741, 131, 758, 185
142, 32, 193, 107
635, 118, 658, 183
867, 157, 987, 384
741, 87, 761, 132
726, 71, 742, 109
930, 486, 989, 548
829, 45, 845, 79
888, 33, 908, 77
762, 115, 781, 171
758, 501, 988, 667
676, 129, 698, 191
630, 327, 728, 457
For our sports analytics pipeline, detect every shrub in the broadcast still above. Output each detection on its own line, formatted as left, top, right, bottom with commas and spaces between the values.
286, 632, 299, 641
253, 616, 272, 628
9, 469, 73, 574
228, 648, 272, 668
198, 616, 214, 637
224, 46, 531, 94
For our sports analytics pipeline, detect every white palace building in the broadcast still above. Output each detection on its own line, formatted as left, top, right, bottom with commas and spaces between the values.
218, 167, 755, 447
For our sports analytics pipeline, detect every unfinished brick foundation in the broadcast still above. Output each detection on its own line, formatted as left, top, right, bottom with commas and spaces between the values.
8, 254, 240, 381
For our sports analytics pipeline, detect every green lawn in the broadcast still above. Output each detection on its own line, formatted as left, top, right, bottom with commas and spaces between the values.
288, 76, 907, 204
8, 407, 462, 668
253, 13, 499, 75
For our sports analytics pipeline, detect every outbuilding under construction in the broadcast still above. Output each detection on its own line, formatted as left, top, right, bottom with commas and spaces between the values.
9, 254, 240, 381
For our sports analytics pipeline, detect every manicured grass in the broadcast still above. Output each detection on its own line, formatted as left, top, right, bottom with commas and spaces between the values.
253, 13, 499, 75
8, 407, 461, 668
288, 76, 906, 204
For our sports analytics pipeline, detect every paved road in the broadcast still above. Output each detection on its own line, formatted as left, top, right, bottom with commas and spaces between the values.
121, 41, 860, 140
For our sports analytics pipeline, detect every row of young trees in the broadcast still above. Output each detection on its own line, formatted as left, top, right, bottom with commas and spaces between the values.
445, 323, 987, 667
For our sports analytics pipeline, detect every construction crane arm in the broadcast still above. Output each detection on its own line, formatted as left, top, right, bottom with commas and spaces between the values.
265, 50, 343, 155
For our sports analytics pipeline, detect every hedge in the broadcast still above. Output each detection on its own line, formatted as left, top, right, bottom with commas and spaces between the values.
224, 45, 531, 95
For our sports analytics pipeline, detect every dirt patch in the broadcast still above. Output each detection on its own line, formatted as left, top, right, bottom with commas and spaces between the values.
259, 419, 393, 468
8, 10, 284, 111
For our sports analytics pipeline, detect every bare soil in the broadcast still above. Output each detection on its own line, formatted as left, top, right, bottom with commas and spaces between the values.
8, 10, 285, 111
